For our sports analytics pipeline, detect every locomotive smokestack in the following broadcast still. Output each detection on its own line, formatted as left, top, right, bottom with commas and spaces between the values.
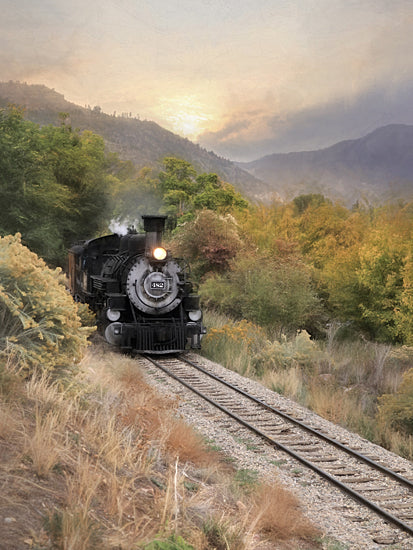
142, 215, 167, 249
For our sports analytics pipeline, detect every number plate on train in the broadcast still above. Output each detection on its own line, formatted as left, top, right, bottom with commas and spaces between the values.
151, 281, 165, 289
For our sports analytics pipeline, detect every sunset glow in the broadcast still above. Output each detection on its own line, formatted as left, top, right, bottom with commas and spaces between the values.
1, 1, 413, 160
158, 95, 214, 139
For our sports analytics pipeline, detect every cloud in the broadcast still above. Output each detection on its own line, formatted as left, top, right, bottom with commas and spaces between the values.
199, 80, 413, 160
197, 5, 413, 160
2, 0, 413, 162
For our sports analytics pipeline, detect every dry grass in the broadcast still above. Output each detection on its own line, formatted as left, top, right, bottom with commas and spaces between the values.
306, 380, 357, 425
163, 418, 221, 467
0, 343, 320, 549
24, 407, 63, 477
60, 456, 102, 550
25, 370, 65, 408
251, 482, 319, 542
0, 401, 17, 440
203, 309, 413, 460
261, 366, 305, 401
201, 512, 251, 550
376, 425, 413, 459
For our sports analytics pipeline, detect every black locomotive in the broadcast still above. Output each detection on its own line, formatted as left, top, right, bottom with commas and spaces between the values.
68, 215, 205, 353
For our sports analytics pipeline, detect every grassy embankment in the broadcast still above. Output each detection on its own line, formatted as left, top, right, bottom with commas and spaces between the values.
0, 344, 321, 550
201, 310, 413, 461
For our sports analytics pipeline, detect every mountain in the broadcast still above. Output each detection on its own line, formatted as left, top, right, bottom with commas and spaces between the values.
2, 82, 412, 206
0, 81, 269, 201
238, 125, 413, 205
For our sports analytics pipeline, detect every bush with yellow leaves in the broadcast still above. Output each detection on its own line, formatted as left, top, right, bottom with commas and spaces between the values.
0, 234, 95, 376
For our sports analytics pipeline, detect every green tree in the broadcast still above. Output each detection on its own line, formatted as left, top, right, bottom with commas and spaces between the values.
0, 106, 69, 263
158, 157, 248, 226
193, 173, 248, 213
0, 106, 120, 264
41, 125, 115, 249
159, 157, 198, 221
293, 193, 329, 215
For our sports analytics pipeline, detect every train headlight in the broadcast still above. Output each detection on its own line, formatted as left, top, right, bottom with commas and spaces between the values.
107, 308, 121, 322
188, 309, 202, 322
153, 247, 167, 261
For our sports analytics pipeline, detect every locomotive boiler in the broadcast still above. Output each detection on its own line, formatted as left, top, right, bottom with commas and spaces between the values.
68, 215, 205, 353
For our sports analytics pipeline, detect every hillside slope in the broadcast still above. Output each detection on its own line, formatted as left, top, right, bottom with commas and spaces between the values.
238, 124, 413, 205
0, 81, 269, 201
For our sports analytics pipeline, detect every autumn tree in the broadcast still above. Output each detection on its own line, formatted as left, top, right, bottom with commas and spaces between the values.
355, 205, 413, 342
395, 242, 413, 344
170, 209, 241, 281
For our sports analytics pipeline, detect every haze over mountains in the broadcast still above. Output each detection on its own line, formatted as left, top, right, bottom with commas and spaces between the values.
238, 125, 413, 205
1, 81, 412, 206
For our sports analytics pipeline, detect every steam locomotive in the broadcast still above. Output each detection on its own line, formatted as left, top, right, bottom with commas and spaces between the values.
68, 215, 205, 353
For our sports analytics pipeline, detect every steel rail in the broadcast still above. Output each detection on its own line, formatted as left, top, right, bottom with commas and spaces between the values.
143, 354, 413, 537
180, 356, 413, 490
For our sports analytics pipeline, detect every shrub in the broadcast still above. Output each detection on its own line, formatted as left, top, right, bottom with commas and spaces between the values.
377, 368, 413, 434
201, 253, 321, 334
253, 330, 322, 372
0, 234, 94, 376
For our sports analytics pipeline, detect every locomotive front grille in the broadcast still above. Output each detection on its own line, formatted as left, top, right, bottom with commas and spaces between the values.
125, 320, 186, 353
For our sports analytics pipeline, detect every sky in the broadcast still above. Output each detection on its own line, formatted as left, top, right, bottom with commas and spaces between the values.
1, 0, 413, 161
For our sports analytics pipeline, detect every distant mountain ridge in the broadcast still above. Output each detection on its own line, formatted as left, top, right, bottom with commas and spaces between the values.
238, 124, 413, 205
1, 81, 412, 206
0, 81, 269, 201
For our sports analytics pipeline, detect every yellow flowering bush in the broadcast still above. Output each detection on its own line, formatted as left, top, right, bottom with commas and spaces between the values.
0, 234, 95, 376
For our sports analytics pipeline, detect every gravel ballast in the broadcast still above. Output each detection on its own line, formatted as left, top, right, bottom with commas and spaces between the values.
138, 353, 413, 550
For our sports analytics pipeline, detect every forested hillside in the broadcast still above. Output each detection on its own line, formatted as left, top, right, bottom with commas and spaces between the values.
0, 81, 269, 201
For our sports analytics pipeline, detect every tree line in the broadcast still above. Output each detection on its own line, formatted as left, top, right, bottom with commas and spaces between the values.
1, 105, 413, 346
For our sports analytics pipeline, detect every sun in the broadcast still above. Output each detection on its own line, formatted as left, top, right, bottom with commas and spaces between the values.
158, 95, 213, 139
171, 110, 208, 138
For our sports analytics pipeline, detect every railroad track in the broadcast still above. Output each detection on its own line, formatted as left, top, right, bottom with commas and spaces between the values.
142, 353, 413, 540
